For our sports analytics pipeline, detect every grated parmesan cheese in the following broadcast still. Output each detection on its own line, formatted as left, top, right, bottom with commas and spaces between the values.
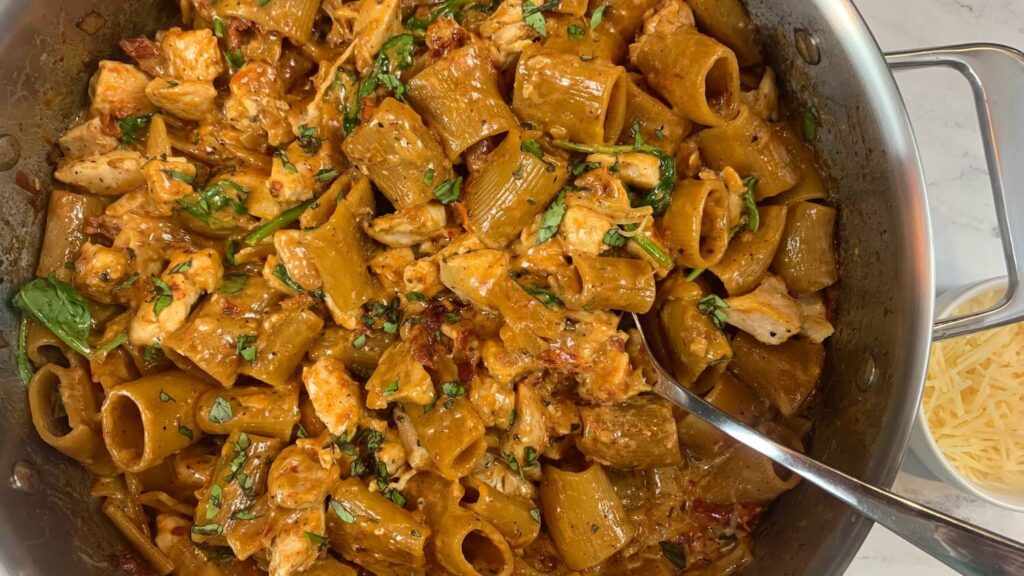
923, 286, 1024, 493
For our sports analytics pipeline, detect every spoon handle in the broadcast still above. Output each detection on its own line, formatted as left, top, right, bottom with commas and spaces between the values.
633, 316, 1024, 576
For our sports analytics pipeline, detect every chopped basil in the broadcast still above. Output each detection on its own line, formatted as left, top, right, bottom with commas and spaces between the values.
423, 168, 435, 185
178, 179, 249, 227
295, 423, 309, 439
520, 138, 545, 160
170, 259, 192, 274
159, 390, 175, 403
314, 168, 339, 183
12, 274, 92, 356
403, 0, 475, 29
333, 433, 357, 456
162, 168, 196, 186
296, 124, 322, 155
117, 114, 153, 145
589, 3, 607, 29
224, 50, 244, 70
659, 541, 686, 569
112, 272, 140, 292
212, 15, 225, 37
580, 54, 595, 61
529, 507, 542, 523
406, 291, 425, 302
236, 334, 257, 363
504, 451, 524, 478
152, 277, 173, 317
351, 34, 417, 130
231, 509, 258, 521
567, 23, 585, 40
352, 334, 368, 349
590, 523, 599, 533
209, 397, 233, 424
552, 140, 676, 215
178, 425, 193, 441
522, 0, 558, 37
685, 268, 704, 282
411, 529, 422, 537
508, 408, 518, 428
191, 523, 222, 536
742, 175, 760, 233
219, 274, 248, 296
206, 484, 223, 520
433, 176, 463, 205
330, 499, 356, 524
803, 107, 819, 141
383, 379, 399, 396
441, 381, 466, 408
697, 294, 729, 329
602, 228, 627, 248
708, 357, 733, 367
536, 190, 566, 244
143, 344, 164, 363
275, 149, 298, 173
523, 446, 539, 468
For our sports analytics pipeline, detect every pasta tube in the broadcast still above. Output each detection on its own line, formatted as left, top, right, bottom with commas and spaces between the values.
686, 0, 763, 67
35, 190, 105, 281
631, 28, 740, 126
195, 384, 300, 440
460, 477, 541, 548
101, 371, 212, 472
407, 43, 518, 160
214, 0, 321, 44
577, 395, 681, 468
620, 77, 691, 156
573, 255, 656, 313
28, 364, 114, 474
402, 398, 487, 480
238, 307, 324, 388
539, 464, 635, 569
302, 202, 379, 325
660, 178, 730, 269
513, 44, 627, 145
771, 201, 839, 294
729, 332, 824, 417
710, 204, 788, 296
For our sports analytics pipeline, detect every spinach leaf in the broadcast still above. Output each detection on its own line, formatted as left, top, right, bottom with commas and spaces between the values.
13, 274, 92, 356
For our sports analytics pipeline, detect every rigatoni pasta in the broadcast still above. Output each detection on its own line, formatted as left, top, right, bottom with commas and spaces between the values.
19, 0, 838, 573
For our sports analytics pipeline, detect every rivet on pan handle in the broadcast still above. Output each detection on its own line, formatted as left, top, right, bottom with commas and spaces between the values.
886, 44, 1024, 341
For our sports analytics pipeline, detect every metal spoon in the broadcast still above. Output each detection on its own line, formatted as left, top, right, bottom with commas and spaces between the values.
630, 312, 1024, 576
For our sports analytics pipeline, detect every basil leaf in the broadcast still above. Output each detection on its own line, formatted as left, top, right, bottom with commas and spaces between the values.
152, 277, 173, 317
742, 175, 760, 233
697, 294, 729, 329
236, 334, 257, 363
12, 274, 92, 356
589, 3, 607, 29
208, 397, 233, 424
117, 114, 153, 145
536, 190, 567, 244
433, 176, 463, 205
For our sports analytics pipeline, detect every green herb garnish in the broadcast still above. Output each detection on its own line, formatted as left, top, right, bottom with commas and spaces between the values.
243, 199, 315, 246
697, 294, 729, 329
117, 114, 153, 145
12, 274, 92, 356
433, 176, 463, 205
209, 397, 233, 424
536, 190, 566, 244
236, 334, 257, 363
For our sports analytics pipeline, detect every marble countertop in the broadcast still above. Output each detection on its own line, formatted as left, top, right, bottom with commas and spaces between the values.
846, 0, 1024, 574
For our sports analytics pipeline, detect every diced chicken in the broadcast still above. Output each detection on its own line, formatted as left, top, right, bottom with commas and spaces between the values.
717, 166, 746, 228
154, 513, 190, 554
402, 258, 444, 297
394, 406, 432, 470
741, 67, 780, 122
724, 275, 803, 345
479, 0, 537, 68
267, 139, 337, 203
797, 292, 835, 344
542, 396, 580, 437
587, 152, 662, 189
274, 230, 323, 291
471, 452, 538, 501
88, 60, 154, 118
481, 339, 537, 385
577, 340, 650, 404
58, 117, 118, 160
639, 0, 695, 37
224, 62, 292, 146
301, 357, 364, 438
376, 430, 408, 476
369, 248, 415, 293
129, 248, 224, 346
160, 27, 223, 81
439, 250, 510, 311
267, 507, 325, 576
469, 372, 515, 428
143, 157, 197, 215
55, 150, 147, 196
145, 78, 218, 122
425, 16, 467, 59
364, 203, 447, 248
267, 444, 341, 509
365, 343, 436, 409
558, 204, 613, 257
351, 0, 403, 74
73, 243, 132, 304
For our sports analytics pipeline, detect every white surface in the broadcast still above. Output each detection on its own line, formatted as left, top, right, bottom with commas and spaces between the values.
847, 0, 1024, 574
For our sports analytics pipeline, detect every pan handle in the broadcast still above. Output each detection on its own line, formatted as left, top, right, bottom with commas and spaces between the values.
886, 44, 1024, 341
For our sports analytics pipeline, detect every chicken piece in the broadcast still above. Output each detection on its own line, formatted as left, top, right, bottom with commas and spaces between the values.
558, 203, 613, 257
376, 430, 408, 476
479, 0, 537, 68
160, 27, 223, 81
88, 60, 154, 118
369, 247, 415, 293
469, 372, 515, 428
587, 152, 662, 189
576, 339, 650, 404
797, 292, 835, 344
471, 452, 538, 501
439, 250, 510, 311
394, 406, 432, 470
302, 357, 364, 438
267, 506, 325, 576
267, 444, 341, 509
224, 62, 292, 146
143, 157, 197, 215
58, 117, 118, 160
352, 0, 403, 74
267, 139, 337, 203
402, 258, 444, 297
145, 78, 218, 122
741, 67, 780, 122
717, 166, 747, 228
724, 275, 803, 345
480, 339, 537, 385
364, 203, 447, 248
425, 16, 467, 59
365, 342, 436, 409
73, 242, 132, 305
274, 230, 323, 291
262, 255, 298, 296
55, 150, 147, 196
542, 395, 580, 437
639, 0, 695, 37
154, 513, 190, 554
129, 248, 224, 346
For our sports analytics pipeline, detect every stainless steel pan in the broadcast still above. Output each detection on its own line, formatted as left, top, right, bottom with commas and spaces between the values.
0, 0, 1022, 574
